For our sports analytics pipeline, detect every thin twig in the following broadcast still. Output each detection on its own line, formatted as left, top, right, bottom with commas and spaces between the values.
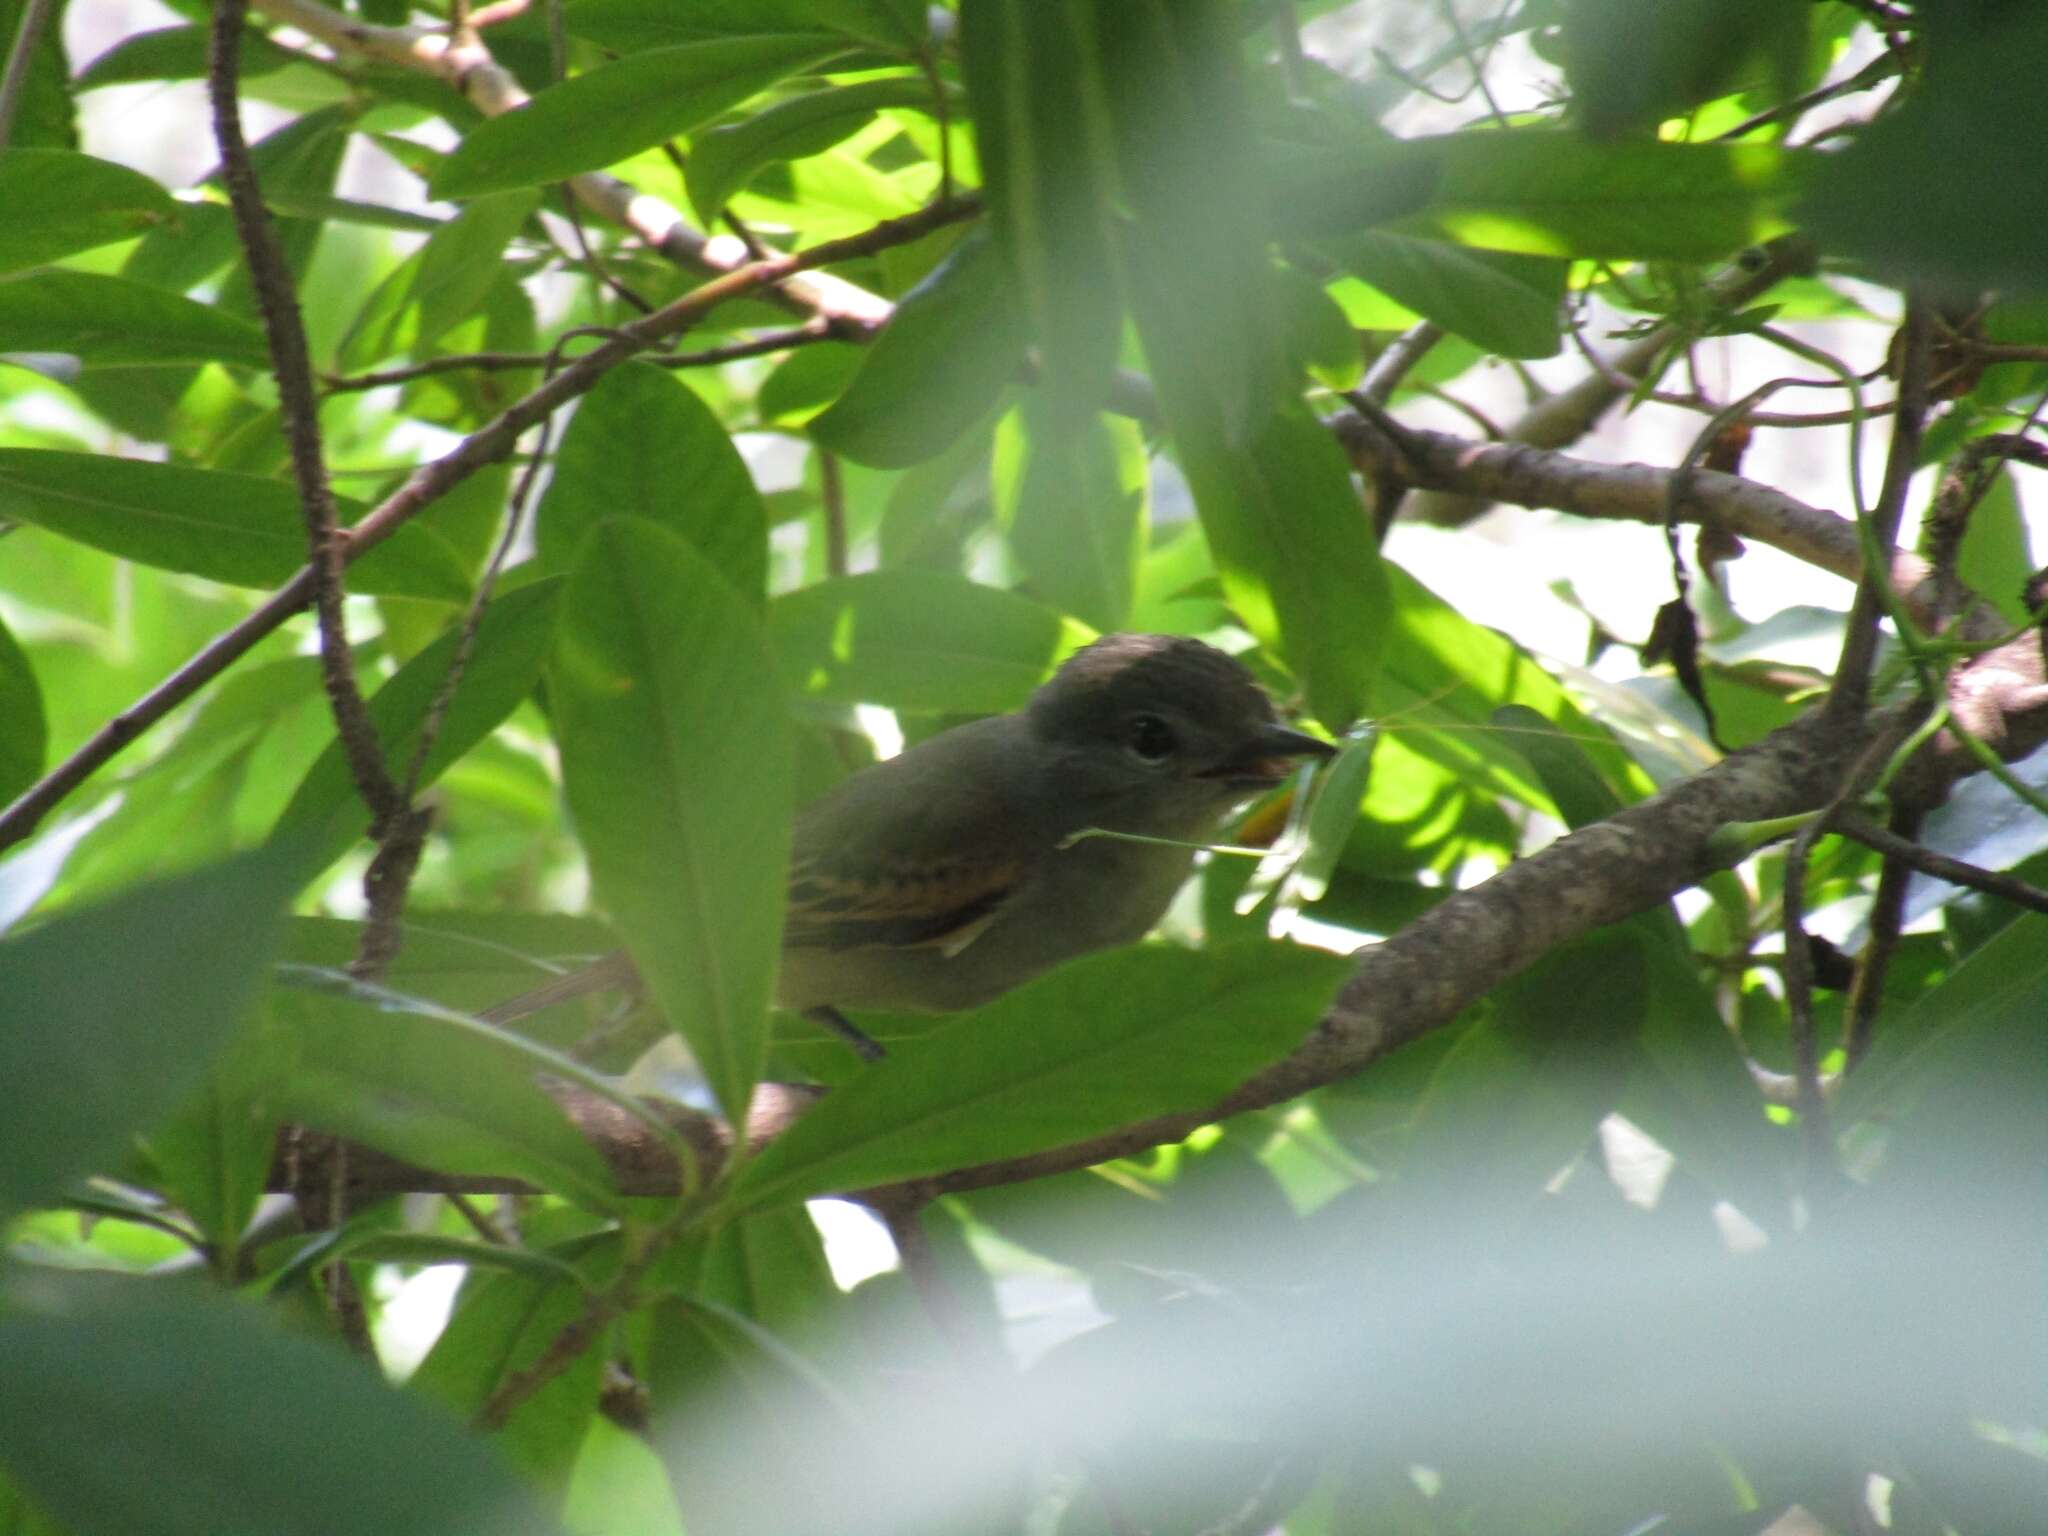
0, 0, 56, 151
1359, 321, 1443, 408
322, 324, 836, 392
210, 0, 399, 831
1837, 811, 2048, 919
1828, 294, 1933, 726
0, 195, 981, 855
212, 0, 424, 981
1841, 806, 1921, 1074
1715, 49, 1904, 142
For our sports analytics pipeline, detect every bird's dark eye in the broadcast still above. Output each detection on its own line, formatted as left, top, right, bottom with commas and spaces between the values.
1126, 713, 1177, 762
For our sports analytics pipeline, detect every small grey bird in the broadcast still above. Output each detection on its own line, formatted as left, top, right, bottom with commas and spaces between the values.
485, 632, 1332, 1058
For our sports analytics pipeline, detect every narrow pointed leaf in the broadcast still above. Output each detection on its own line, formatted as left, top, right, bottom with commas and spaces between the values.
537, 362, 768, 600
553, 520, 792, 1126
430, 37, 841, 200
730, 942, 1349, 1210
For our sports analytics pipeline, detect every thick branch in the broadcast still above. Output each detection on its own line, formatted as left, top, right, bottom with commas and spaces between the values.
1333, 417, 1943, 619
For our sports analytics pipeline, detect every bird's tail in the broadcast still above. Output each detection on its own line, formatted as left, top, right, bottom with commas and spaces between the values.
478, 947, 640, 1024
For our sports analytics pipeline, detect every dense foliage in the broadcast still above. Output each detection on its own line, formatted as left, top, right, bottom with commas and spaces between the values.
3, 1, 2047, 1533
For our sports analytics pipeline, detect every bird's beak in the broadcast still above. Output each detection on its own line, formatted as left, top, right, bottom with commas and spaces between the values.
1208, 722, 1337, 787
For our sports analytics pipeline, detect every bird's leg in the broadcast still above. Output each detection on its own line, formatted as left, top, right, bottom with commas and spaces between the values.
804, 1005, 887, 1063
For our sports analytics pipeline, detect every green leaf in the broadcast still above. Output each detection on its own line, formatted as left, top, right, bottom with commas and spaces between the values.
137, 1033, 286, 1270
960, 0, 1122, 419
269, 578, 563, 876
1561, 0, 1807, 139
339, 189, 540, 368
281, 911, 621, 1020
992, 402, 1145, 633
1798, 14, 2048, 295
0, 271, 269, 367
655, 1206, 838, 1333
412, 1259, 605, 1490
757, 341, 865, 426
1277, 133, 1810, 262
0, 451, 471, 600
730, 942, 1349, 1210
0, 850, 296, 1220
553, 520, 793, 1126
536, 362, 768, 600
0, 1278, 562, 1536
1401, 929, 1644, 1200
809, 229, 1026, 468
687, 76, 942, 223
74, 23, 294, 88
566, 0, 925, 52
1175, 400, 1388, 730
1953, 470, 2036, 630
1322, 232, 1565, 359
265, 982, 622, 1213
1379, 563, 1649, 815
0, 611, 45, 806
0, 151, 176, 275
770, 569, 1092, 713
430, 37, 842, 200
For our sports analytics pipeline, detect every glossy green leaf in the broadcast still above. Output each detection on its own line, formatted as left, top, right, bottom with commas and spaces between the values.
770, 569, 1092, 714
809, 230, 1026, 468
565, 0, 925, 52
992, 402, 1145, 633
0, 612, 44, 806
0, 451, 471, 599
269, 578, 563, 876
0, 271, 268, 367
340, 189, 540, 367
0, 849, 296, 1220
1278, 133, 1810, 261
265, 982, 621, 1213
687, 77, 942, 223
1323, 232, 1565, 359
730, 941, 1350, 1210
430, 37, 841, 200
553, 520, 792, 1126
0, 1278, 561, 1536
536, 362, 768, 600
960, 0, 1121, 419
73, 23, 294, 88
0, 151, 175, 275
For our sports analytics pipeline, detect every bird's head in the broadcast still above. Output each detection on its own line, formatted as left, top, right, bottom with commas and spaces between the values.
1025, 633, 1334, 836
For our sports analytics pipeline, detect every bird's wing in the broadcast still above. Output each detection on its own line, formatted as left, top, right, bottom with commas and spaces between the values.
783, 850, 1025, 954
782, 716, 1047, 957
